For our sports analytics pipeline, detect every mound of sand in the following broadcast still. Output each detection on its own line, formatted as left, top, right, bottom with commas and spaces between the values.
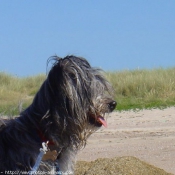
75, 156, 172, 175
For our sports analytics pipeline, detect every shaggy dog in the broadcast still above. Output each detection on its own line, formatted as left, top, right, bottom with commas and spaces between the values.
0, 56, 116, 174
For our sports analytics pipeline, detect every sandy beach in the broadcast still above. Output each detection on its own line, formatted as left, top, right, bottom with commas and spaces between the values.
77, 107, 175, 174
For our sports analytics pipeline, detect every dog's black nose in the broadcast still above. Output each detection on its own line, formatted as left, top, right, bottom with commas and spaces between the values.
108, 101, 117, 111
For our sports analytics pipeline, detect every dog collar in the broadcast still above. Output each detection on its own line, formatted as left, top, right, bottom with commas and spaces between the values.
37, 130, 55, 146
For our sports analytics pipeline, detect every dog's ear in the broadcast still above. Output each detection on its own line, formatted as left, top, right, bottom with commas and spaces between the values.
47, 59, 64, 93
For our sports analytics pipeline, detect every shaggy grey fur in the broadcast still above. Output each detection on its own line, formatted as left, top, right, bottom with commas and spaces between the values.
0, 55, 116, 174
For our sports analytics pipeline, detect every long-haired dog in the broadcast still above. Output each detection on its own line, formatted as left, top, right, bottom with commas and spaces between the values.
0, 55, 116, 174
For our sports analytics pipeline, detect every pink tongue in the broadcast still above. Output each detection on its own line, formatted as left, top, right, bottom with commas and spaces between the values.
98, 116, 107, 127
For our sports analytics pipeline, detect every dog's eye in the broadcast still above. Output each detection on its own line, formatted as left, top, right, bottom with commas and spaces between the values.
69, 73, 76, 79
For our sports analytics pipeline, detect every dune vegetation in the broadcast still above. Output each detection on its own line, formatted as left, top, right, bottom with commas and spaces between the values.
0, 72, 45, 116
106, 67, 175, 111
0, 67, 175, 115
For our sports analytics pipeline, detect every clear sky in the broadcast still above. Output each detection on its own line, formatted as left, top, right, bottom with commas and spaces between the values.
0, 0, 175, 77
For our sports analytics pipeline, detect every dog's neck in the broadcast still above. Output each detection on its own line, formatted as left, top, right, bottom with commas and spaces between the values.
37, 129, 55, 146
21, 80, 54, 121
19, 81, 56, 145
30, 81, 51, 116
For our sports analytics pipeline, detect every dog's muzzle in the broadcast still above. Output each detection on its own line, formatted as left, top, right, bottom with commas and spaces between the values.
88, 100, 117, 128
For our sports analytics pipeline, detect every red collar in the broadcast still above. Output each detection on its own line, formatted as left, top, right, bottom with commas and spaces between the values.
38, 130, 55, 146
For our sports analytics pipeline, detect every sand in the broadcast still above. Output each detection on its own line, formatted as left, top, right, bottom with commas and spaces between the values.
77, 107, 175, 174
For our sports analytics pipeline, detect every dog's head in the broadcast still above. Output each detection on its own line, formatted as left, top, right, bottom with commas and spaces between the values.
38, 55, 116, 147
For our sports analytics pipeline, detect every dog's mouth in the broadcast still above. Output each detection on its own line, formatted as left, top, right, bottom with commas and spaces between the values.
88, 100, 116, 128
89, 114, 107, 127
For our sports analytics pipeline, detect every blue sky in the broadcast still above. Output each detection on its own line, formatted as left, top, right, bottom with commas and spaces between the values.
0, 0, 175, 77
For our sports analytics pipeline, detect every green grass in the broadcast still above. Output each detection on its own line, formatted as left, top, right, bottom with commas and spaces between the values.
0, 72, 45, 115
0, 67, 175, 115
106, 67, 175, 110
